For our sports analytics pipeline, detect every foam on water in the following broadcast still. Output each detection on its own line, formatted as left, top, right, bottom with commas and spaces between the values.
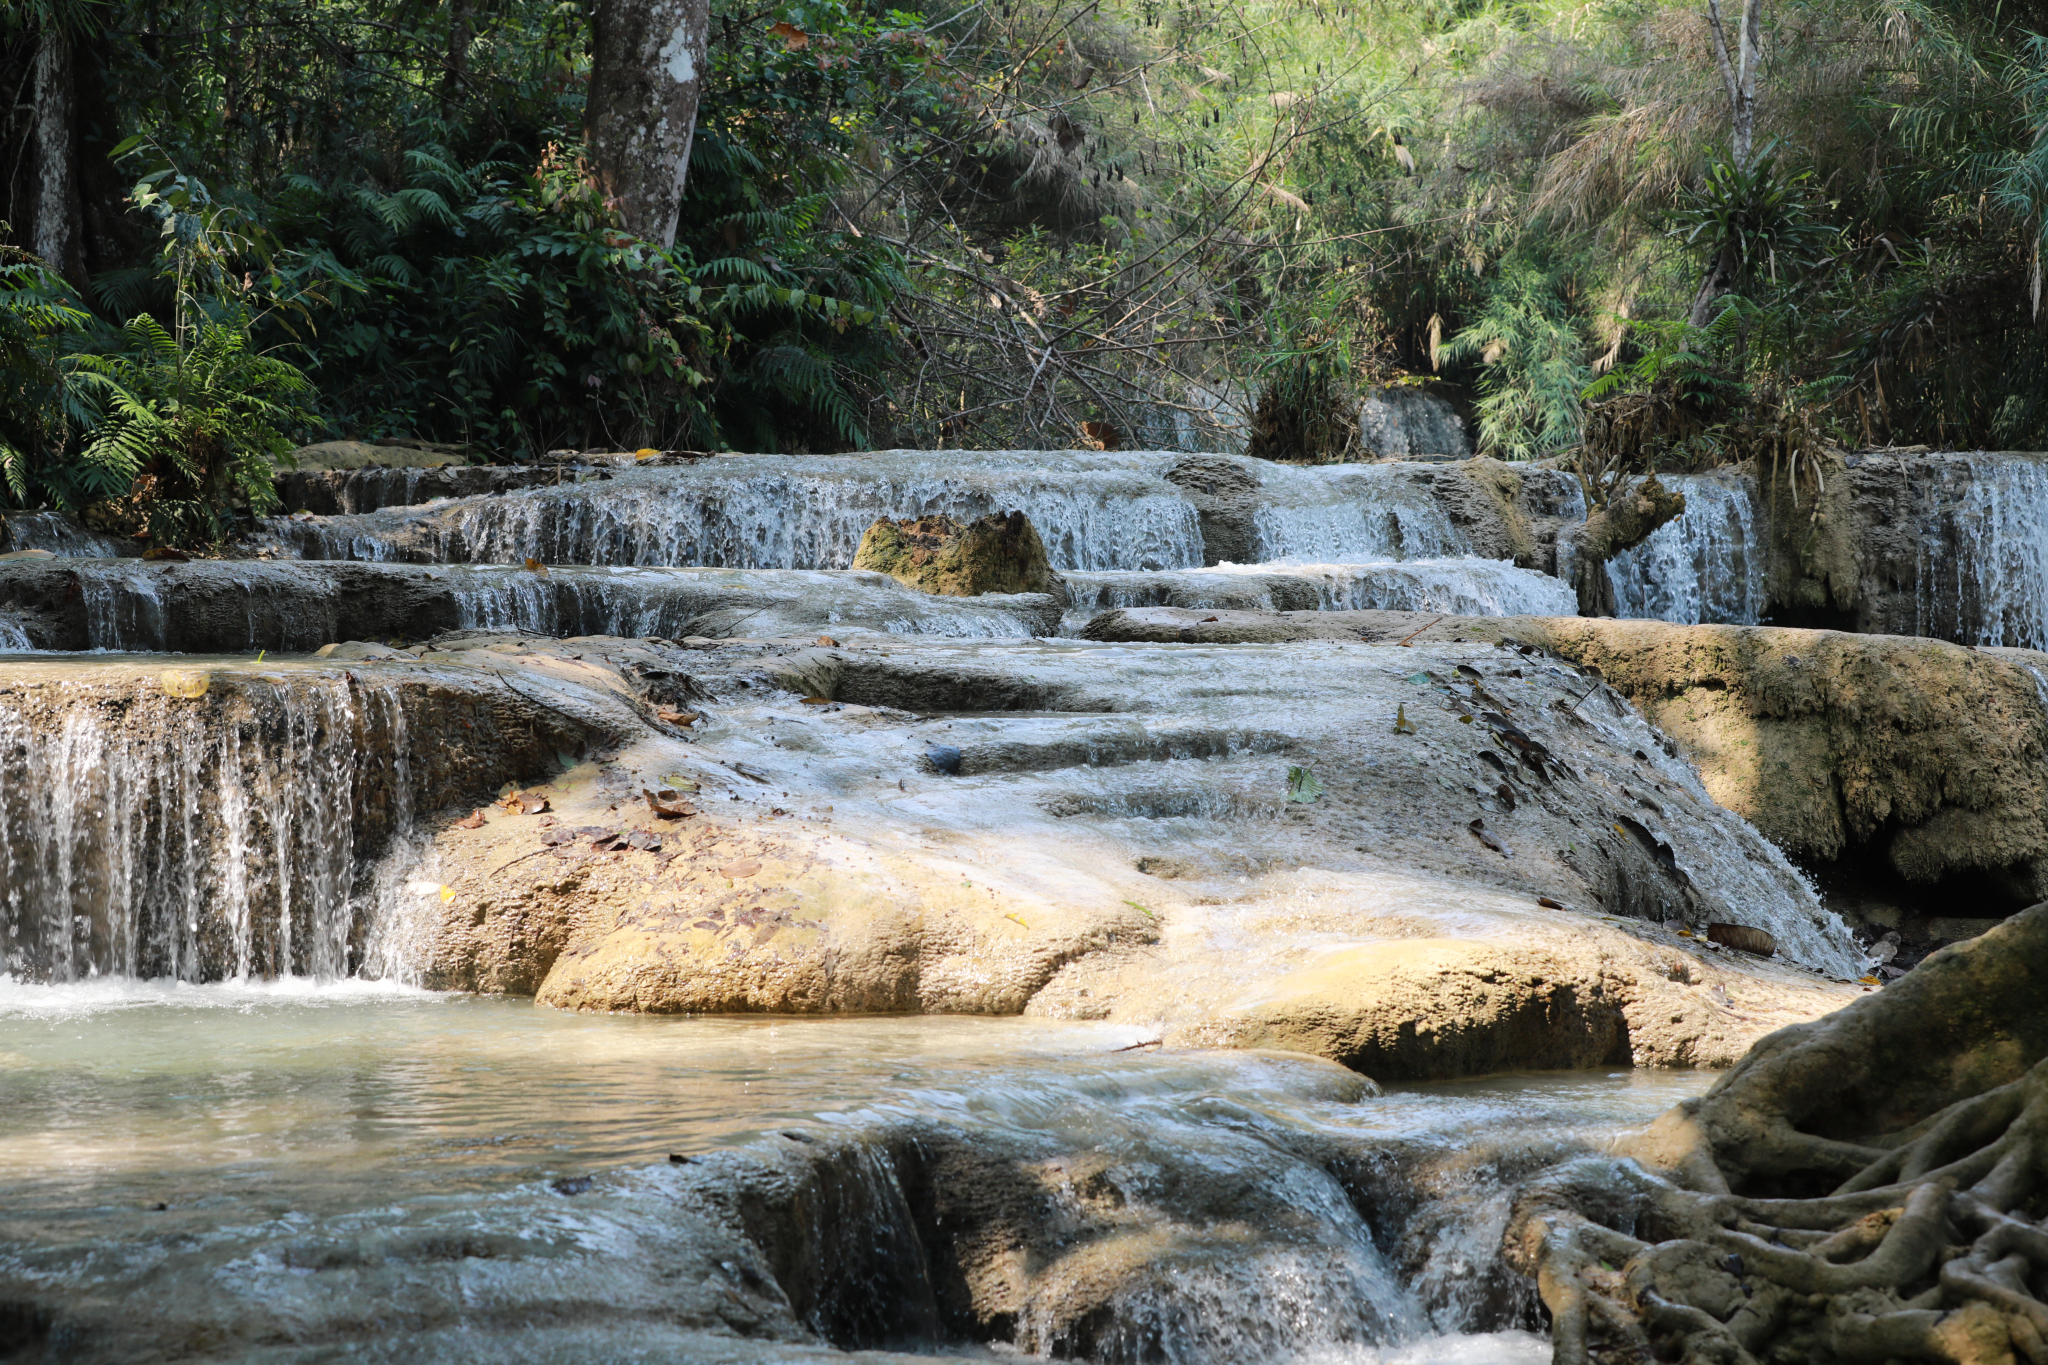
1605, 470, 1768, 625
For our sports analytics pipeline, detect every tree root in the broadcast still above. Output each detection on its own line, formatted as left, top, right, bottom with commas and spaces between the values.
1508, 903, 2048, 1364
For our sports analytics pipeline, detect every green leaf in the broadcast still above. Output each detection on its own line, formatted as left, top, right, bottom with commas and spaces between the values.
1286, 765, 1324, 803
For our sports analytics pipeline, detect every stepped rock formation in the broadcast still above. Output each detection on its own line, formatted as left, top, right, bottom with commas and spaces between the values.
852, 510, 1066, 598
396, 630, 1863, 1078
1086, 607, 2048, 933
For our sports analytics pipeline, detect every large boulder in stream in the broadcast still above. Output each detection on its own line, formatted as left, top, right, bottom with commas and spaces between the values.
852, 510, 1066, 599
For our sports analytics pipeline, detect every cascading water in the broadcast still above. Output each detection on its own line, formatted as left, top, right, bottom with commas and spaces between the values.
1912, 454, 2048, 650
1063, 558, 1577, 628
262, 451, 1212, 572
256, 452, 1517, 576
1604, 470, 1768, 625
0, 668, 414, 982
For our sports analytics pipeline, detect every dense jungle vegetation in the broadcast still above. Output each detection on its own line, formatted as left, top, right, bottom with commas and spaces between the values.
0, 0, 2045, 541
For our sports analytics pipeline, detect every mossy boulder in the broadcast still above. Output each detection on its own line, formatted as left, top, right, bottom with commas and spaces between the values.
852, 511, 1066, 598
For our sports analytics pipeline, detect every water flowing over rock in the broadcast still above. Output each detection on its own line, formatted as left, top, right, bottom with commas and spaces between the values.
0, 658, 599, 983
1604, 469, 1768, 625
250, 451, 1568, 575
1357, 386, 1473, 459
0, 560, 1065, 652
412, 634, 1865, 1050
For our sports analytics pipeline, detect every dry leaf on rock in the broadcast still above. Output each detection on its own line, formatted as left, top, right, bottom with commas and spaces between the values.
454, 810, 488, 829
719, 859, 762, 879
644, 788, 697, 819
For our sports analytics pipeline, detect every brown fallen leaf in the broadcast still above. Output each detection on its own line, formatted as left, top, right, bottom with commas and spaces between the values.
644, 788, 697, 819
719, 859, 763, 879
517, 791, 550, 814
816, 635, 838, 647
523, 557, 548, 574
1537, 895, 1564, 909
455, 810, 488, 829
657, 708, 700, 725
768, 18, 809, 48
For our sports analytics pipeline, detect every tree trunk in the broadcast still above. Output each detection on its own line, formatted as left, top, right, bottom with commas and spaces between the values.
1691, 0, 1765, 321
1569, 473, 1687, 616
584, 0, 710, 249
31, 26, 79, 281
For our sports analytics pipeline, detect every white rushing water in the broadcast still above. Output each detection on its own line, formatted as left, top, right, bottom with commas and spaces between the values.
256, 452, 1501, 573
1913, 454, 2048, 650
1063, 557, 1577, 632
1604, 470, 1768, 626
0, 666, 417, 982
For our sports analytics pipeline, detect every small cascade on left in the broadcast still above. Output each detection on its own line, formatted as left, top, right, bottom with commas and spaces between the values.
0, 667, 416, 983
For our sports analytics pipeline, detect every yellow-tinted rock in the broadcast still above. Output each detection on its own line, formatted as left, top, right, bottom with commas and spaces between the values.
853, 511, 1064, 598
158, 669, 210, 698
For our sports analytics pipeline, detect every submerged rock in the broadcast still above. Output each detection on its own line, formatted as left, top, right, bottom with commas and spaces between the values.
852, 510, 1065, 599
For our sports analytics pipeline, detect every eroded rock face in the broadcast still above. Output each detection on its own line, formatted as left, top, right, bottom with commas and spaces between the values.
0, 559, 1063, 652
852, 511, 1065, 599
1762, 449, 2048, 650
1086, 607, 2048, 925
410, 630, 1862, 1079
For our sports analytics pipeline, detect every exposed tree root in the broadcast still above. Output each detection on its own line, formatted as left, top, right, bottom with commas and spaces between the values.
1507, 903, 2048, 1364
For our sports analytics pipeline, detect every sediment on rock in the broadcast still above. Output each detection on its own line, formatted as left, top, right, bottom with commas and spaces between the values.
1507, 902, 2048, 1365
412, 630, 1862, 1078
852, 510, 1066, 599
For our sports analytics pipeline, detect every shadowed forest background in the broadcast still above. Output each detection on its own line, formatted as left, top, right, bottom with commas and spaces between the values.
0, 0, 2046, 543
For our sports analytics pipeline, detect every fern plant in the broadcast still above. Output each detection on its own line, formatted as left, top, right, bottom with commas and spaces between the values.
68, 309, 312, 543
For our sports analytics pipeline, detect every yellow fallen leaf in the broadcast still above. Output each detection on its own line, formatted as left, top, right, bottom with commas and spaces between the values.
1004, 913, 1030, 930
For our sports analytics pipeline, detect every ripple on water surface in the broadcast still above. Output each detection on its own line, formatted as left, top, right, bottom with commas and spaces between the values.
0, 985, 1710, 1362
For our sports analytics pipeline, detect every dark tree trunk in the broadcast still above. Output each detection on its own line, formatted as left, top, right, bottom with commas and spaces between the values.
31, 26, 79, 280
584, 0, 710, 249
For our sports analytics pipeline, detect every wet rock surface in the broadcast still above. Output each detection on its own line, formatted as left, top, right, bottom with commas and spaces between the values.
1087, 607, 2048, 932
851, 510, 1066, 598
0, 559, 1063, 652
406, 631, 1861, 1077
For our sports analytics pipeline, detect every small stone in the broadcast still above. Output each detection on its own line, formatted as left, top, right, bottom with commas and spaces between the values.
926, 745, 963, 775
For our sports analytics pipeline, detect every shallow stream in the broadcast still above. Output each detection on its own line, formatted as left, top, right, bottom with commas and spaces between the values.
0, 982, 1710, 1362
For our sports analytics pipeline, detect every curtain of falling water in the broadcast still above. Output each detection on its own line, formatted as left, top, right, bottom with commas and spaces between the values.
0, 675, 414, 982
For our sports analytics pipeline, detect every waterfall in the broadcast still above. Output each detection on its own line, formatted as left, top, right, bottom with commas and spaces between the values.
262, 452, 1212, 572
0, 671, 415, 983
1, 511, 135, 558
1912, 455, 2048, 650
1249, 464, 1470, 563
254, 452, 1523, 573
1063, 559, 1576, 627
1605, 471, 1767, 625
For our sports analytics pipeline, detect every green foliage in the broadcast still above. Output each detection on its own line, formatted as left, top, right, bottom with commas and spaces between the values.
1445, 256, 1593, 460
68, 308, 311, 542
0, 248, 93, 505
1672, 146, 1833, 292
